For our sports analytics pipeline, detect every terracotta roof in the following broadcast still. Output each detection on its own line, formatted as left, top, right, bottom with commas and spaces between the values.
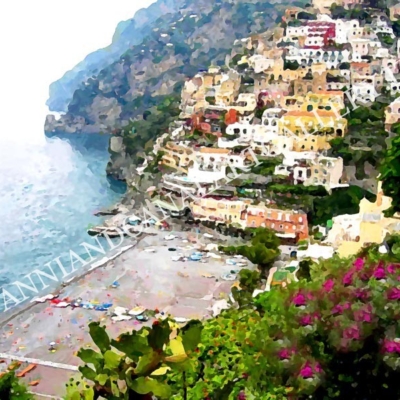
350, 62, 370, 68
199, 147, 230, 154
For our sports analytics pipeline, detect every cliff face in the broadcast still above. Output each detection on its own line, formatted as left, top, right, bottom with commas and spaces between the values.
46, 0, 182, 112
44, 0, 298, 135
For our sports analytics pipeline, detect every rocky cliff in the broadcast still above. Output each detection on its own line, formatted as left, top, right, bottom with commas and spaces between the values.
46, 0, 182, 112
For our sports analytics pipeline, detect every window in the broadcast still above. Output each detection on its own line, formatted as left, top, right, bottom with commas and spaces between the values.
307, 105, 313, 112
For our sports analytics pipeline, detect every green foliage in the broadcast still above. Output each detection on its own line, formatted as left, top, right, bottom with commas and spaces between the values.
121, 93, 181, 164
66, 319, 203, 399
297, 11, 317, 20
392, 20, 400, 37
265, 183, 327, 197
0, 372, 33, 400
220, 227, 281, 270
311, 186, 375, 226
251, 157, 284, 176
284, 60, 300, 71
287, 19, 303, 27
377, 32, 395, 47
380, 135, 400, 215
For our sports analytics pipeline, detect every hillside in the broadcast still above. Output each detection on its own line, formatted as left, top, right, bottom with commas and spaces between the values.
46, 0, 182, 112
44, 0, 302, 132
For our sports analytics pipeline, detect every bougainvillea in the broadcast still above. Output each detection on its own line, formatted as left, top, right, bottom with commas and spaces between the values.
171, 253, 400, 399
68, 250, 400, 399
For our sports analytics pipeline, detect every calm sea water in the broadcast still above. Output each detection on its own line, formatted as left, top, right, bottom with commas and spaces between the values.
0, 133, 126, 305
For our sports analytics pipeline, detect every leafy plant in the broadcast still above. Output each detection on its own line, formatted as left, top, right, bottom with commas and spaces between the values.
66, 319, 203, 399
0, 371, 33, 400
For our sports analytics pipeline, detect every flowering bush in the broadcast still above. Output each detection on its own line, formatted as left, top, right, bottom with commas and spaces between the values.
172, 252, 400, 399
69, 250, 400, 399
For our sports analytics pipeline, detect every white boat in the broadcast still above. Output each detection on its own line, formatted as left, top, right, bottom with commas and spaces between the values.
128, 306, 146, 316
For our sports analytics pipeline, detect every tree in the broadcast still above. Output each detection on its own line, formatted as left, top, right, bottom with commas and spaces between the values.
380, 135, 400, 215
220, 228, 281, 271
0, 371, 33, 400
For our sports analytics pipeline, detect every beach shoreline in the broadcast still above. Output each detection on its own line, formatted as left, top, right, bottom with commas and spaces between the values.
0, 226, 250, 397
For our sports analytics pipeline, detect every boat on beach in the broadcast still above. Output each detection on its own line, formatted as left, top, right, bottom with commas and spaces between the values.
87, 226, 138, 238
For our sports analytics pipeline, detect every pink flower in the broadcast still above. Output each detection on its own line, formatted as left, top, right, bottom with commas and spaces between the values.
373, 265, 386, 280
354, 308, 373, 323
342, 271, 354, 286
300, 314, 313, 326
322, 279, 334, 292
353, 258, 365, 271
387, 288, 400, 300
314, 363, 322, 373
300, 362, 314, 378
387, 264, 399, 274
292, 293, 306, 307
278, 349, 291, 360
332, 302, 351, 315
354, 288, 369, 301
383, 340, 400, 354
343, 325, 360, 340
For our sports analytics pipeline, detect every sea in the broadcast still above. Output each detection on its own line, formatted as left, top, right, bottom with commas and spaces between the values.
0, 133, 126, 311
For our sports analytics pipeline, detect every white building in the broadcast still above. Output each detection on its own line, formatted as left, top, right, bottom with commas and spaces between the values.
335, 19, 360, 44
248, 55, 275, 73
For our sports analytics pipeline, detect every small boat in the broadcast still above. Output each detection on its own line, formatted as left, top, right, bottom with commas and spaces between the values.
128, 306, 146, 316
174, 317, 188, 323
221, 273, 237, 281
135, 314, 149, 322
87, 227, 123, 238
164, 234, 176, 241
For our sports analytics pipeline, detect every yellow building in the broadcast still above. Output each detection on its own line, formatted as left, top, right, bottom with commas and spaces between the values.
282, 91, 345, 113
279, 110, 347, 151
161, 142, 195, 173
191, 198, 251, 225
326, 183, 400, 257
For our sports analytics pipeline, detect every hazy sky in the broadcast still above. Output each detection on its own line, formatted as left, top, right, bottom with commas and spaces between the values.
0, 1, 155, 142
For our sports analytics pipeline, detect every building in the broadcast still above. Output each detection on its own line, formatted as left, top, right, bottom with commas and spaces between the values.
243, 203, 309, 240
305, 21, 336, 49
385, 97, 400, 131
230, 93, 257, 114
389, 3, 400, 21
248, 55, 275, 74
279, 110, 347, 151
191, 197, 250, 225
312, 0, 337, 14
281, 91, 345, 113
161, 142, 195, 173
275, 154, 346, 191
325, 183, 400, 257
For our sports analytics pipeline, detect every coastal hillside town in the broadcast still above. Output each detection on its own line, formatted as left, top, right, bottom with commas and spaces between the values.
5, 1, 400, 399
125, 0, 400, 260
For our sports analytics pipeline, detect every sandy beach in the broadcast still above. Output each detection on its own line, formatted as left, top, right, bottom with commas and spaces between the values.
0, 227, 252, 397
